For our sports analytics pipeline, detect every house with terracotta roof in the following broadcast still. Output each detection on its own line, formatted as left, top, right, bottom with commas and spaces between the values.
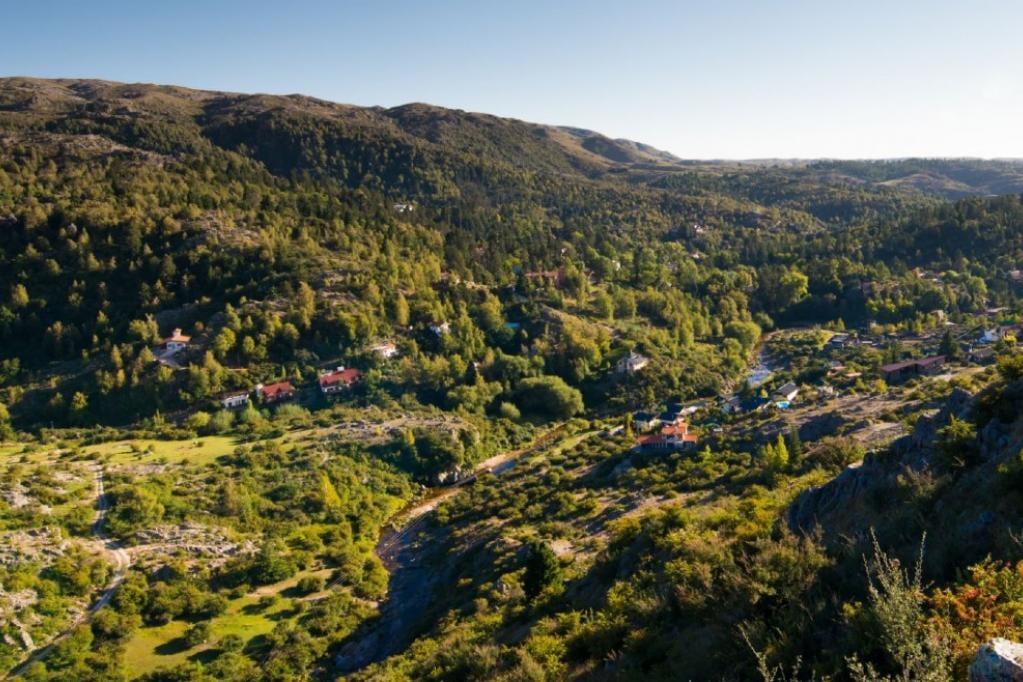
635, 420, 698, 452
319, 367, 361, 395
257, 381, 296, 404
162, 328, 191, 353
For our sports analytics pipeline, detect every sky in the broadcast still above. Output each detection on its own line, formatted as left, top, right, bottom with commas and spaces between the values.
3, 0, 1022, 159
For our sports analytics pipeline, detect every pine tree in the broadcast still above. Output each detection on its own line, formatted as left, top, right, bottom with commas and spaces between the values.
774, 433, 790, 469
939, 329, 960, 360
523, 540, 562, 601
764, 433, 789, 474
787, 426, 803, 467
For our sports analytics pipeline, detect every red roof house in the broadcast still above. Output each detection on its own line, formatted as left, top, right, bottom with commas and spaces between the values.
635, 421, 698, 451
163, 328, 191, 352
258, 381, 296, 404
319, 368, 361, 394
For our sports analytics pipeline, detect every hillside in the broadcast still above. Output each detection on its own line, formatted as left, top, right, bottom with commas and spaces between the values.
4, 78, 1023, 681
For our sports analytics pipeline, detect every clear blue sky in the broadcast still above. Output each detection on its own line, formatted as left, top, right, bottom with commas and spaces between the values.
4, 0, 1021, 159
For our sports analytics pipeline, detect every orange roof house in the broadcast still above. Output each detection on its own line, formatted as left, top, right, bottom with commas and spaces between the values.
257, 381, 296, 404
163, 328, 191, 352
318, 368, 361, 394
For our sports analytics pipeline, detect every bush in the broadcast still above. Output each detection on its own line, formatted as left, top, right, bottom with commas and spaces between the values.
209, 410, 235, 434
498, 402, 521, 421
296, 575, 326, 595
935, 416, 979, 471
514, 376, 584, 420
186, 411, 211, 432
184, 622, 211, 648
809, 437, 866, 473
219, 633, 245, 653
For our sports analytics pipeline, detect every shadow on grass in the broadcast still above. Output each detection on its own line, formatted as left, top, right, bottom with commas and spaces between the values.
187, 648, 220, 666
244, 633, 270, 658
154, 636, 192, 656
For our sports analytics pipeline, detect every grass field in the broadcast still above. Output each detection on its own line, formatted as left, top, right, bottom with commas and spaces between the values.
121, 567, 335, 678
123, 592, 295, 677
83, 436, 240, 466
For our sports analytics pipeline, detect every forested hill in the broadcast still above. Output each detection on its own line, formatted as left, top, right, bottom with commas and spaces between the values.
1, 77, 1023, 434
7, 78, 1023, 681
4, 77, 1022, 199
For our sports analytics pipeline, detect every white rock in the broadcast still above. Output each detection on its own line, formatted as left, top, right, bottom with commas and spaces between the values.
970, 638, 1023, 681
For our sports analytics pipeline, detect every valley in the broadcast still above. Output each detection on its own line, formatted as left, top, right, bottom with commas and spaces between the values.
1, 77, 1023, 680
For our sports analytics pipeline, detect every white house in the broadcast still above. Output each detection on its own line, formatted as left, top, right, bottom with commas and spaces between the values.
617, 351, 650, 374
219, 391, 250, 410
980, 328, 1004, 345
631, 411, 659, 432
773, 382, 799, 402
163, 328, 191, 353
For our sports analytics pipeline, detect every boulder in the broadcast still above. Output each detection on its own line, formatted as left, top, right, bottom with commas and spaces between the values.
971, 638, 1023, 681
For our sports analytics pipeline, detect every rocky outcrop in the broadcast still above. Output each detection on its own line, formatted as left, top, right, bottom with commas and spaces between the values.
970, 639, 1023, 681
788, 388, 973, 534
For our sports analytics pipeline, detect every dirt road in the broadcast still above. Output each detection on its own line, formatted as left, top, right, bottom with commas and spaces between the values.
7, 467, 131, 678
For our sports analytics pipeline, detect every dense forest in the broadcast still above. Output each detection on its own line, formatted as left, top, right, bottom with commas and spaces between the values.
3, 78, 1023, 681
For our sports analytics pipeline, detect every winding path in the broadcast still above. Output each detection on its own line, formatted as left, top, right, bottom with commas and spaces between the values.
7, 466, 131, 678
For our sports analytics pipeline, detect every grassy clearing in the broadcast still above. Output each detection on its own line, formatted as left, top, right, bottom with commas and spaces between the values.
83, 436, 239, 466
121, 567, 336, 678
122, 591, 297, 677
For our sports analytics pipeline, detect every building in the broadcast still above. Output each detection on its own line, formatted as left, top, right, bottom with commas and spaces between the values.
659, 403, 687, 425
632, 411, 659, 432
393, 202, 414, 213
881, 356, 946, 384
319, 367, 361, 394
369, 342, 399, 359
617, 351, 650, 375
257, 381, 296, 404
429, 321, 451, 336
980, 328, 1004, 345
968, 347, 997, 365
219, 391, 250, 410
163, 328, 191, 353
773, 382, 799, 402
739, 396, 771, 413
635, 420, 698, 452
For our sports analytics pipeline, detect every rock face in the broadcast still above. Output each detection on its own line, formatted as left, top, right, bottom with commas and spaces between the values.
787, 388, 973, 534
970, 639, 1023, 681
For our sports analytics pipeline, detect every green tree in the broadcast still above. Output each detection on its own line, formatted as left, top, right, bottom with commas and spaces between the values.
787, 426, 803, 467
779, 268, 810, 306
9, 283, 29, 309
523, 540, 562, 601
108, 486, 164, 536
514, 376, 584, 420
939, 329, 960, 360
935, 416, 978, 470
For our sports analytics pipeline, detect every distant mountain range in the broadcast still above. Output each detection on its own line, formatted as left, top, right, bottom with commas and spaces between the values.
2, 77, 1022, 201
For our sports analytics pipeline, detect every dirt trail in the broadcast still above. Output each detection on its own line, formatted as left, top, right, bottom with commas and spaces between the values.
7, 467, 131, 678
